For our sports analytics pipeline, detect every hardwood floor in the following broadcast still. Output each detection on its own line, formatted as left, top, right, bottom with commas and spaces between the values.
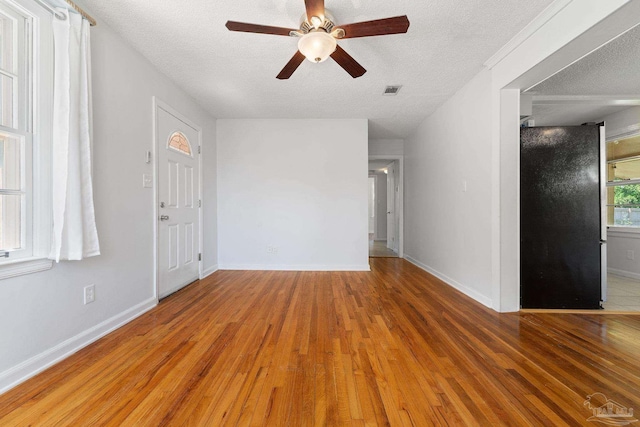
1, 258, 639, 426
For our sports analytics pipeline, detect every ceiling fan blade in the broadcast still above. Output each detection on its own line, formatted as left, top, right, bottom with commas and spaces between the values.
330, 45, 366, 78
337, 15, 410, 39
277, 51, 306, 79
304, 0, 325, 21
226, 21, 297, 36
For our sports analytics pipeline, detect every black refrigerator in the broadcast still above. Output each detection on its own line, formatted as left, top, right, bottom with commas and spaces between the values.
520, 125, 606, 309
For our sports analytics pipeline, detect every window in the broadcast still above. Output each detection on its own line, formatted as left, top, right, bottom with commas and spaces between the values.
607, 134, 640, 228
168, 131, 192, 156
0, 1, 31, 260
0, 0, 52, 277
0, 133, 25, 252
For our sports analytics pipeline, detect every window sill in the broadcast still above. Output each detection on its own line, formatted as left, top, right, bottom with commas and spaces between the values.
607, 227, 640, 241
0, 257, 53, 280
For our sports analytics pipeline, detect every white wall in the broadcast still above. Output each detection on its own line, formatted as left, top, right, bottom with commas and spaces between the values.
0, 20, 217, 392
404, 69, 494, 307
608, 231, 640, 279
369, 139, 404, 156
217, 119, 369, 271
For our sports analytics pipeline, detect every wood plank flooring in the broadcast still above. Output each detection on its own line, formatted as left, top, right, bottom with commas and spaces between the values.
1, 258, 639, 426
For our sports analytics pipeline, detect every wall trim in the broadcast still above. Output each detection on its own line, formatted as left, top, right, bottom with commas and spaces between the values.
219, 264, 371, 272
404, 254, 494, 309
606, 124, 640, 141
608, 267, 640, 281
484, 0, 574, 69
0, 258, 53, 280
201, 264, 219, 279
0, 297, 157, 395
608, 229, 640, 239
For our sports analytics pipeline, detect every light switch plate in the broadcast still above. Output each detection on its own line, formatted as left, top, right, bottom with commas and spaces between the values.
143, 174, 153, 188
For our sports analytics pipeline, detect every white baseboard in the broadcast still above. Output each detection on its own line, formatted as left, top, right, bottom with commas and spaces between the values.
608, 267, 640, 281
201, 264, 219, 279
218, 264, 371, 272
404, 254, 493, 309
0, 297, 157, 395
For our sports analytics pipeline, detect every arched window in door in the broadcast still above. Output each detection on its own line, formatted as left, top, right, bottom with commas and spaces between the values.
167, 131, 192, 156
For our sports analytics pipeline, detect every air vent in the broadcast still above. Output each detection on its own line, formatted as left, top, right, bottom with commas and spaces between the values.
383, 85, 402, 96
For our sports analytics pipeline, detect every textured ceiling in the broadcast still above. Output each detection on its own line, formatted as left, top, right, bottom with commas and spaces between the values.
528, 24, 640, 96
528, 23, 640, 127
76, 0, 554, 139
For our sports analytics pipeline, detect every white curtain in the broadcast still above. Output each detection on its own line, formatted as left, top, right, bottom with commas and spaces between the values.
50, 10, 100, 262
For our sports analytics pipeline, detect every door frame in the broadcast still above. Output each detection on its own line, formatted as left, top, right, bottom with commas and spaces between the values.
368, 174, 378, 239
369, 155, 404, 258
152, 97, 203, 302
491, 2, 640, 312
602, 127, 640, 302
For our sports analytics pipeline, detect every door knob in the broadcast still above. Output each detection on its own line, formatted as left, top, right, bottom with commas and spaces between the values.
159, 215, 169, 221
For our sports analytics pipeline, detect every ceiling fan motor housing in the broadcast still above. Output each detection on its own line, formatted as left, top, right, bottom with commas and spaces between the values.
300, 11, 336, 33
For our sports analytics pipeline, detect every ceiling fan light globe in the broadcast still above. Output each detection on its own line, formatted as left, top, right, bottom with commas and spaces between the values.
298, 31, 337, 63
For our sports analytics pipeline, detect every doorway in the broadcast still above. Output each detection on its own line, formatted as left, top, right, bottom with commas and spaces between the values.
368, 156, 403, 258
516, 21, 640, 311
603, 132, 640, 311
485, 1, 640, 312
154, 99, 202, 299
368, 176, 375, 236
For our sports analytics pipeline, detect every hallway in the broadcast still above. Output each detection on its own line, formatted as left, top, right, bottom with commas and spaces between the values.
368, 234, 398, 258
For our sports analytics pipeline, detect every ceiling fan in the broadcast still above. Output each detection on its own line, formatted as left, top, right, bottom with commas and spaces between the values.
225, 0, 410, 79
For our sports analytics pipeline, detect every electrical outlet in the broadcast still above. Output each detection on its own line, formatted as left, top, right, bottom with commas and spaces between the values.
84, 284, 95, 304
142, 174, 153, 188
266, 245, 278, 254
627, 250, 635, 260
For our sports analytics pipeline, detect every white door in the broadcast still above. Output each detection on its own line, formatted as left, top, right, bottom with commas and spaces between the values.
387, 164, 396, 252
368, 177, 375, 234
157, 105, 200, 299
393, 162, 401, 253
